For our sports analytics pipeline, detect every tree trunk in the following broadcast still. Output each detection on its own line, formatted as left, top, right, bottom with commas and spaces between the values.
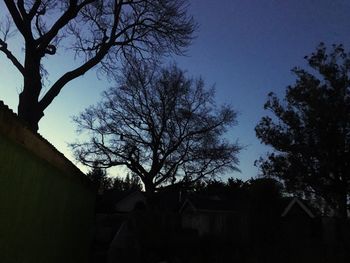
17, 50, 44, 132
143, 179, 157, 207
144, 181, 155, 195
18, 91, 44, 132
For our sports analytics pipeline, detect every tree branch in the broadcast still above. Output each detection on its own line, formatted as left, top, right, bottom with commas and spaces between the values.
17, 0, 28, 19
0, 38, 24, 75
28, 0, 42, 20
3, 0, 27, 37
39, 45, 110, 111
37, 0, 94, 54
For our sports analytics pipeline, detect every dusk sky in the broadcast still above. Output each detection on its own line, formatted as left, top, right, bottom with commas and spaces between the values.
1, 0, 350, 180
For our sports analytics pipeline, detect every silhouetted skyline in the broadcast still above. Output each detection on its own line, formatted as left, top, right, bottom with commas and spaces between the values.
1, 0, 350, 179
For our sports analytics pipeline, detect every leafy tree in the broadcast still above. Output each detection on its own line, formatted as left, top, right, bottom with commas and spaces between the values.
192, 177, 283, 202
71, 62, 241, 194
226, 177, 245, 191
244, 177, 284, 213
112, 172, 142, 192
194, 179, 228, 195
0, 0, 195, 131
87, 164, 142, 194
86, 164, 112, 194
255, 43, 350, 218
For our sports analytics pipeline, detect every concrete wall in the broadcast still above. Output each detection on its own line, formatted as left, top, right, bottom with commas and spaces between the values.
0, 101, 95, 263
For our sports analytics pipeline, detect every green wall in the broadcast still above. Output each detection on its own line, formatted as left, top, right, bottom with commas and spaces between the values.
0, 134, 95, 263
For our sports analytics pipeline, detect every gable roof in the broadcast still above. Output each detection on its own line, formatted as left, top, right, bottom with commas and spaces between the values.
281, 197, 315, 218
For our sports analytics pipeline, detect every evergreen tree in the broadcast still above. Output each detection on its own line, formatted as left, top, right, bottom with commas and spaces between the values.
256, 43, 350, 218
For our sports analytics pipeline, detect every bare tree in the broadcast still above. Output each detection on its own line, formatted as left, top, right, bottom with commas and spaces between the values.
0, 0, 195, 131
71, 62, 241, 194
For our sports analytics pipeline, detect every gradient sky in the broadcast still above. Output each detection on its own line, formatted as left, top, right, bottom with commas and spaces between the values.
1, 0, 350, 180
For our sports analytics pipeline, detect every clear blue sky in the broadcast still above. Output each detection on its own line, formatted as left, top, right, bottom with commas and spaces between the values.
1, 0, 350, 180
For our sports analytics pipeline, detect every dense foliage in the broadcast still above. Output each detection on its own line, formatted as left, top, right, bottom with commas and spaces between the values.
256, 43, 350, 218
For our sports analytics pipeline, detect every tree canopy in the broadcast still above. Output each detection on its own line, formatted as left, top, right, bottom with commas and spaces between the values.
87, 164, 142, 194
0, 0, 195, 131
255, 43, 350, 218
71, 62, 241, 194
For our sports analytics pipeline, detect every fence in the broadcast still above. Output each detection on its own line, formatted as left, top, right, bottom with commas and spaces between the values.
0, 101, 95, 263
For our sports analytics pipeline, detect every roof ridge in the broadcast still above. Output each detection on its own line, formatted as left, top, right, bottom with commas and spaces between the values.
0, 100, 17, 116
0, 100, 89, 185
281, 197, 315, 218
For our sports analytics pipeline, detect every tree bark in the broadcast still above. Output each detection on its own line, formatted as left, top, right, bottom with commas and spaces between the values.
17, 48, 44, 132
144, 181, 155, 195
143, 178, 157, 206
18, 92, 43, 132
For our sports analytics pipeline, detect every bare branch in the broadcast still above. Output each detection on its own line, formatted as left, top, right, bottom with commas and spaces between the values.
3, 0, 28, 37
28, 0, 42, 20
71, 61, 240, 193
0, 38, 24, 75
39, 44, 110, 110
2, 0, 196, 131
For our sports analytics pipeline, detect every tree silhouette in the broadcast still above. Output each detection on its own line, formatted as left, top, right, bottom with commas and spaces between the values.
86, 164, 112, 194
71, 62, 241, 194
255, 43, 350, 218
0, 0, 195, 131
112, 173, 143, 192
87, 163, 142, 194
